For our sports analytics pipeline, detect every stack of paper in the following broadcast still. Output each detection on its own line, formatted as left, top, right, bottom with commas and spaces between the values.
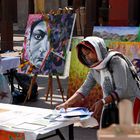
58, 107, 98, 127
59, 107, 93, 118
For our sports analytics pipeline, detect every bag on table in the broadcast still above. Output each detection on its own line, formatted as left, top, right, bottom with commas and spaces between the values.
101, 102, 119, 128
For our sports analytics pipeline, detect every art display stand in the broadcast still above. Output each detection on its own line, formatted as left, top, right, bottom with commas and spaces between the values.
45, 74, 65, 106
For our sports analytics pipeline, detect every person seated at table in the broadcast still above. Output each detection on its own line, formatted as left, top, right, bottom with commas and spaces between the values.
56, 36, 140, 127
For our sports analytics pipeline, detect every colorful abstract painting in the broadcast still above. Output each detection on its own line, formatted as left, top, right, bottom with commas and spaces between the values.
19, 12, 76, 76
109, 42, 140, 76
93, 26, 140, 46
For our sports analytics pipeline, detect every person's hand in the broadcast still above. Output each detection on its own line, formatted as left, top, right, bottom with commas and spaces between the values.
90, 99, 104, 121
56, 102, 69, 110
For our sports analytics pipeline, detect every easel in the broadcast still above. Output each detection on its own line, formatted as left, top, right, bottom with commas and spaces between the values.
23, 74, 37, 104
45, 74, 65, 106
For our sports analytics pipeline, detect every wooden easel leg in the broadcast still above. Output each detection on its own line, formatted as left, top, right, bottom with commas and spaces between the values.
45, 79, 50, 101
45, 75, 64, 105
50, 75, 53, 106
45, 74, 53, 106
23, 74, 37, 104
56, 75, 65, 102
46, 74, 51, 101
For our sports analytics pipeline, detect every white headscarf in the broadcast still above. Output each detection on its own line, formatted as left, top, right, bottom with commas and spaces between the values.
83, 36, 121, 70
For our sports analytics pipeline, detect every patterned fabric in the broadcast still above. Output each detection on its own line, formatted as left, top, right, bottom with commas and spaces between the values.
101, 69, 113, 97
0, 130, 25, 140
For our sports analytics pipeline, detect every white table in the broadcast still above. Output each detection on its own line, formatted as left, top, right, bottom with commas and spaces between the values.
0, 103, 83, 140
0, 56, 20, 103
0, 56, 20, 74
0, 56, 20, 93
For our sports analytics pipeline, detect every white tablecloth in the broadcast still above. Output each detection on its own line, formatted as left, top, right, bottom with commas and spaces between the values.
0, 56, 20, 103
0, 56, 20, 73
0, 103, 81, 140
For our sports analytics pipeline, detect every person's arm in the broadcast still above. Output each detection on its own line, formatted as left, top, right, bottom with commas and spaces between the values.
90, 56, 127, 120
56, 70, 96, 110
56, 92, 84, 110
90, 93, 117, 120
77, 70, 96, 96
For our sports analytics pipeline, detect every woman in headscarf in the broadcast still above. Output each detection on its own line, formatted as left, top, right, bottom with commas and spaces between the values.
56, 36, 140, 127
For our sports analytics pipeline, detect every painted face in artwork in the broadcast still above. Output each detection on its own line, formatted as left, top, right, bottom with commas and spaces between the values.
27, 20, 50, 68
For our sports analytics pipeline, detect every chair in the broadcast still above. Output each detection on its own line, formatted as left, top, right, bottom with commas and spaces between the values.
133, 97, 140, 124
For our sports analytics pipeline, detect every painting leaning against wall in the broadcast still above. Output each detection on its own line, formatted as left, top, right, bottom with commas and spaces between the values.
18, 11, 76, 76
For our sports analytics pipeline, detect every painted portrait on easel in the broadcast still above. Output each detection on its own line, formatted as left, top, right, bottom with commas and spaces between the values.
19, 11, 76, 76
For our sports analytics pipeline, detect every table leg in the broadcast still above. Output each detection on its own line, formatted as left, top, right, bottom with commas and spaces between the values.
37, 125, 74, 140
69, 124, 74, 140
56, 129, 65, 140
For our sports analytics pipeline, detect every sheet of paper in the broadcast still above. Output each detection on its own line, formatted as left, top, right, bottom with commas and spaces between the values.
55, 116, 80, 121
31, 119, 50, 126
60, 107, 92, 117
13, 122, 46, 131
73, 115, 98, 128
0, 111, 16, 124
44, 113, 61, 121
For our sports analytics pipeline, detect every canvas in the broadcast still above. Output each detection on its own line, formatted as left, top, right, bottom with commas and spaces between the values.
109, 42, 140, 76
93, 26, 140, 46
19, 12, 76, 76
0, 130, 25, 140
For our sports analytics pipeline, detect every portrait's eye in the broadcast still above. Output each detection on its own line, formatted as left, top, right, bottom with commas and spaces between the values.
32, 30, 46, 41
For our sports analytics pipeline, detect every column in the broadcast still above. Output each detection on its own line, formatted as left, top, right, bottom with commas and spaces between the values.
1, 0, 13, 51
